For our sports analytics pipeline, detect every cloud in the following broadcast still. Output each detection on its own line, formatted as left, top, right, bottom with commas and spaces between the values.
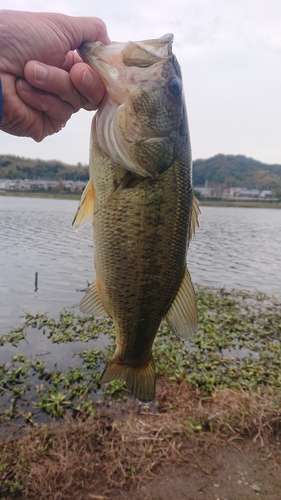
2, 0, 281, 164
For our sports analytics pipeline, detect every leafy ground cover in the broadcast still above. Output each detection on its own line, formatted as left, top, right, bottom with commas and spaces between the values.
0, 286, 281, 498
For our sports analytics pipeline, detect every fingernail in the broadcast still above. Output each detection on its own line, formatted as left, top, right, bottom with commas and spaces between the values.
81, 68, 94, 88
34, 63, 48, 82
17, 79, 32, 93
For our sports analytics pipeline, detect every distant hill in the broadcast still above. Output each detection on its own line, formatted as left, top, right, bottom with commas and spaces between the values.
0, 155, 88, 181
1, 153, 281, 190
193, 154, 281, 190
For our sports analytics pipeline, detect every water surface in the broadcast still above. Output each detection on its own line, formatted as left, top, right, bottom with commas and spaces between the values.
188, 205, 281, 294
1, 196, 281, 334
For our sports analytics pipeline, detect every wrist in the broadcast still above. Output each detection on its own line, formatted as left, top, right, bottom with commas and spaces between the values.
0, 79, 2, 123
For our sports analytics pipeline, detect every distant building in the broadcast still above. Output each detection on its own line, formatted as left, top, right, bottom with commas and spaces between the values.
193, 186, 214, 198
0, 179, 11, 190
0, 178, 86, 193
222, 187, 241, 198
260, 190, 272, 198
222, 187, 273, 199
237, 188, 261, 198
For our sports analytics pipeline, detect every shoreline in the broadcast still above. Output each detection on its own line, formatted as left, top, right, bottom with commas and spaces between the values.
199, 198, 281, 208
0, 190, 81, 200
1, 286, 281, 498
1, 190, 281, 208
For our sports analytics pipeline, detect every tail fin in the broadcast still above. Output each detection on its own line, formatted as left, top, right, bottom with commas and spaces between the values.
100, 355, 155, 403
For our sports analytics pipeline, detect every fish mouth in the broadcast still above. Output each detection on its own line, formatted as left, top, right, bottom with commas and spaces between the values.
78, 33, 173, 63
78, 34, 174, 97
80, 34, 182, 178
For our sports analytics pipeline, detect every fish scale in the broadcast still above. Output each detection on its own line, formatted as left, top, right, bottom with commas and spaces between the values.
73, 34, 199, 402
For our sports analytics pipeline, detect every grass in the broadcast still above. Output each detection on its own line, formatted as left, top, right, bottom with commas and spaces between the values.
0, 386, 280, 499
0, 286, 281, 497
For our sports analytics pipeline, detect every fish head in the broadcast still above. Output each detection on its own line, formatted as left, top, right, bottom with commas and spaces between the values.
79, 34, 189, 179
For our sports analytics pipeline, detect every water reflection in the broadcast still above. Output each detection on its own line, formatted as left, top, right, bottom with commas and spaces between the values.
1, 196, 281, 333
0, 196, 93, 331
188, 205, 281, 293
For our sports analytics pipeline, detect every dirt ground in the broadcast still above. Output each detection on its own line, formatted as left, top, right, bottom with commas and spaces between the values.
1, 385, 281, 500
2, 439, 281, 500
1, 434, 281, 500
90, 438, 281, 500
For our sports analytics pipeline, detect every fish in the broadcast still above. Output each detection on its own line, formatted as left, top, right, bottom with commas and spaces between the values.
73, 34, 200, 402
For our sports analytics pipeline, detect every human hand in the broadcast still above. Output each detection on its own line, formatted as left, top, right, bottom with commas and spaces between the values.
0, 10, 110, 141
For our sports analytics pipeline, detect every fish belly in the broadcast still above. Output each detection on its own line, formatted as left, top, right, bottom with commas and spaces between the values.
92, 138, 192, 379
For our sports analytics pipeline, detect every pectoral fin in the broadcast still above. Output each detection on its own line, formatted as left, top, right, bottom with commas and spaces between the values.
100, 355, 156, 403
79, 282, 108, 317
94, 171, 132, 215
188, 195, 200, 242
72, 180, 95, 230
165, 268, 197, 340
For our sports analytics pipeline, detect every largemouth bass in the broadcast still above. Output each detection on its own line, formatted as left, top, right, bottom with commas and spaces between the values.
73, 34, 199, 402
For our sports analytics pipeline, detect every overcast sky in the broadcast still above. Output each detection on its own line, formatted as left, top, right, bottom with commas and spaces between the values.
1, 0, 281, 166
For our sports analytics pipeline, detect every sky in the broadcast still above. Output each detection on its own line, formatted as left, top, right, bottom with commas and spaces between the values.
1, 0, 281, 166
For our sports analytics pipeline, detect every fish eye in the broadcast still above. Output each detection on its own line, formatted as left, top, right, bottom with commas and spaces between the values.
167, 77, 182, 97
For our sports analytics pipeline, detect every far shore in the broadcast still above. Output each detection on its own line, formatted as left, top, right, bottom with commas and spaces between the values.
1, 189, 281, 208
0, 190, 81, 200
199, 198, 281, 209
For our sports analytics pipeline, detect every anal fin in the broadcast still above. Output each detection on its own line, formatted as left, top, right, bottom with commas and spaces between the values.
165, 268, 197, 340
79, 281, 108, 318
100, 355, 156, 403
72, 179, 94, 230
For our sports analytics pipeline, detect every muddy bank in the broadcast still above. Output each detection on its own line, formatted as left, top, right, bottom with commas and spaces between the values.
0, 383, 281, 499
1, 287, 281, 498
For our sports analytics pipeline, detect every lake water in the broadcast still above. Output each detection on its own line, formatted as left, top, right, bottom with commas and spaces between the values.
1, 196, 281, 335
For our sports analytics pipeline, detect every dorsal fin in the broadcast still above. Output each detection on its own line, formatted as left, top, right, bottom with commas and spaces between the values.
189, 195, 200, 242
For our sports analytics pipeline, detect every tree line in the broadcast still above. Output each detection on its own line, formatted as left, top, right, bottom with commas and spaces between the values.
193, 154, 281, 191
1, 153, 281, 192
0, 155, 88, 181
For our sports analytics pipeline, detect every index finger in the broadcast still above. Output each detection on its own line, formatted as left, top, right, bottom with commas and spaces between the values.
64, 15, 111, 49
70, 62, 105, 110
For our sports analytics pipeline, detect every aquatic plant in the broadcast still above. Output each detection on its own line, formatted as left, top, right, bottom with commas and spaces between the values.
0, 286, 280, 424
